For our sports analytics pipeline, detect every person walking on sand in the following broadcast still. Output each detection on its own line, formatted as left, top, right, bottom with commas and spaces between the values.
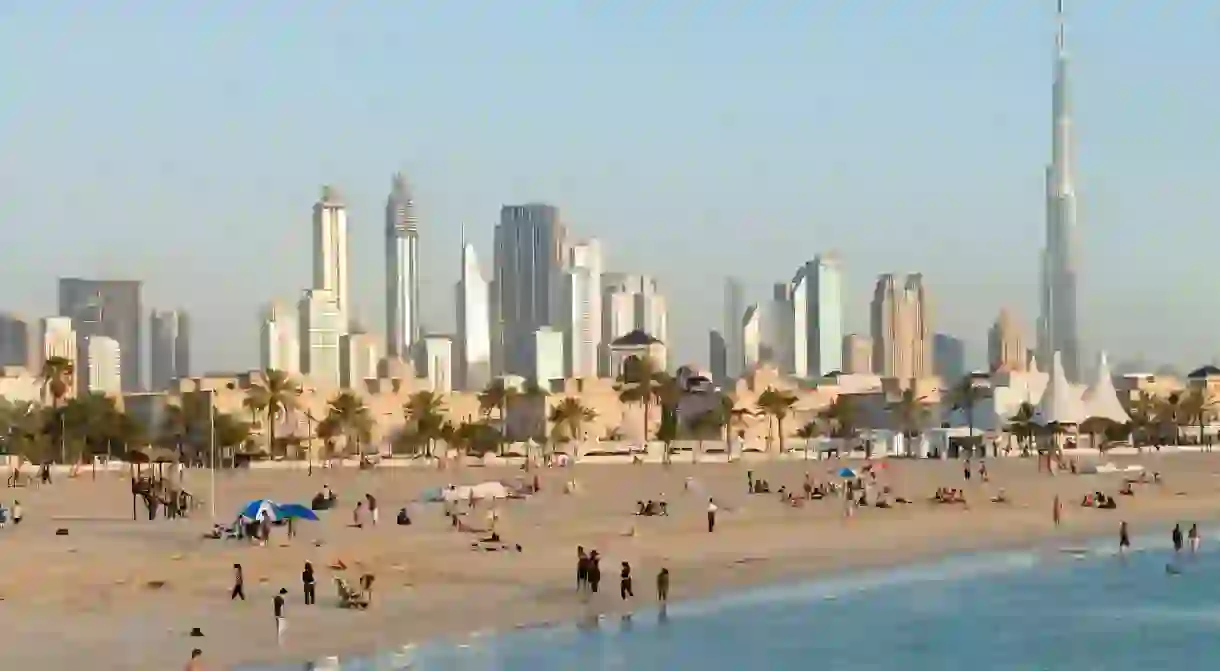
656, 567, 669, 603
230, 563, 246, 601
274, 588, 287, 644
366, 494, 379, 526
1052, 495, 1062, 527
620, 561, 633, 601
302, 561, 316, 605
1119, 521, 1131, 554
353, 500, 364, 528
588, 551, 602, 594
1172, 524, 1184, 553
576, 546, 589, 593
963, 459, 972, 482
1189, 524, 1201, 554
707, 498, 718, 533
12, 500, 22, 526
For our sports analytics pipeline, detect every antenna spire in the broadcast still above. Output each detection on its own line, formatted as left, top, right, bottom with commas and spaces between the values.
1056, 0, 1066, 52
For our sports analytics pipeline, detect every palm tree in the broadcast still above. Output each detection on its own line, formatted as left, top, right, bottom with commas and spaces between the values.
477, 379, 515, 455
247, 370, 300, 456
324, 391, 374, 459
1158, 392, 1189, 446
0, 399, 46, 462
403, 390, 447, 459
723, 396, 757, 459
1129, 392, 1159, 452
795, 420, 822, 461
548, 397, 596, 459
653, 373, 683, 465
950, 375, 987, 452
1006, 401, 1038, 457
820, 394, 860, 451
888, 388, 930, 456
690, 406, 728, 464
756, 387, 798, 455
615, 355, 662, 447
40, 355, 74, 462
212, 412, 252, 467
1185, 387, 1218, 447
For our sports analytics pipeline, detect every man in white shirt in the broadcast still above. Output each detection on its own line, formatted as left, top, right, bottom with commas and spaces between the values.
707, 498, 717, 533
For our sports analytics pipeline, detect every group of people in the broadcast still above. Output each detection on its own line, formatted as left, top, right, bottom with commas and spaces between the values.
576, 546, 669, 603
1118, 521, 1202, 555
0, 499, 22, 527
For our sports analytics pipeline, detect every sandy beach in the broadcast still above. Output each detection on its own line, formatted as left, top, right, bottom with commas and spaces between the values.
1, 451, 1218, 670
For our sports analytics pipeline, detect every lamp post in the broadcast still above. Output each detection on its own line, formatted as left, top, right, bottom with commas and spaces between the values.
208, 388, 216, 522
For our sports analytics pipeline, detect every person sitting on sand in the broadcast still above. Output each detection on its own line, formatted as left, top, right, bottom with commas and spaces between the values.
991, 489, 1010, 504
1081, 493, 1094, 507
396, 507, 412, 526
1119, 482, 1135, 496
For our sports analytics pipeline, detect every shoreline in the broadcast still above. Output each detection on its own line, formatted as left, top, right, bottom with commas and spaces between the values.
1, 453, 1217, 670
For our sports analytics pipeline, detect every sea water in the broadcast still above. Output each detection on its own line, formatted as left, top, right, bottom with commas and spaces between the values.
250, 532, 1219, 670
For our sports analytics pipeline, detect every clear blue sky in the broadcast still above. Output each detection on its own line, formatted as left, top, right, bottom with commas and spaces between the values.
3, 1, 1218, 373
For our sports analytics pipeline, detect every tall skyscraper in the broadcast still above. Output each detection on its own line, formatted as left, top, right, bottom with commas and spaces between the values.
562, 240, 602, 378
600, 273, 668, 374
340, 330, 380, 388
149, 309, 190, 391
0, 313, 34, 370
807, 254, 844, 377
842, 334, 873, 375
708, 330, 728, 383
40, 317, 77, 377
58, 278, 142, 391
1038, 0, 1082, 381
933, 333, 966, 382
457, 241, 492, 390
870, 274, 932, 380
723, 278, 744, 379
385, 173, 421, 359
312, 186, 350, 329
742, 305, 762, 370
259, 302, 300, 375
989, 308, 1028, 373
83, 335, 122, 395
298, 289, 343, 388
789, 270, 808, 377
422, 335, 454, 393
494, 204, 567, 376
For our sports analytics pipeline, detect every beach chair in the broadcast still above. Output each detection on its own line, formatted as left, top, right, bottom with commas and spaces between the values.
334, 577, 369, 609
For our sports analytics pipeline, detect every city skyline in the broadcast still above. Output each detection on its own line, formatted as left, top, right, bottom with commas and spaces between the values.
4, 3, 1219, 372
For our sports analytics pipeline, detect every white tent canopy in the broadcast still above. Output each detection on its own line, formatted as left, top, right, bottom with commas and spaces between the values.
1035, 351, 1086, 426
1082, 352, 1130, 424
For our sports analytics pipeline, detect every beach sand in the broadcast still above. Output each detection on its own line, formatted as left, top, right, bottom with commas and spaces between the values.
0, 451, 1217, 669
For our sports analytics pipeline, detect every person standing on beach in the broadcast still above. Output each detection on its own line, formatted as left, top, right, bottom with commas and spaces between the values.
979, 460, 988, 482
231, 563, 245, 601
963, 459, 971, 482
1119, 521, 1131, 554
588, 551, 602, 593
1189, 524, 1201, 554
302, 562, 316, 605
576, 546, 589, 593
1172, 524, 1184, 553
366, 494, 379, 526
707, 498, 718, 533
12, 500, 22, 526
656, 567, 669, 603
620, 562, 633, 601
273, 588, 287, 644
1052, 495, 1062, 526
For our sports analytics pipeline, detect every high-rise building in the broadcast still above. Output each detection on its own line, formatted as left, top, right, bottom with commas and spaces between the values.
842, 334, 873, 375
933, 333, 966, 382
600, 273, 668, 372
457, 241, 492, 391
298, 289, 343, 388
870, 274, 932, 380
989, 308, 1028, 373
341, 330, 381, 389
742, 305, 761, 371
494, 203, 567, 376
562, 240, 602, 378
259, 302, 300, 375
385, 173, 421, 359
708, 330, 728, 383
723, 278, 745, 379
149, 309, 190, 391
312, 186, 350, 329
531, 327, 565, 385
422, 335, 454, 393
58, 278, 141, 391
1038, 1, 1082, 381
40, 317, 77, 378
83, 335, 122, 395
790, 270, 808, 377
0, 313, 34, 370
806, 254, 844, 377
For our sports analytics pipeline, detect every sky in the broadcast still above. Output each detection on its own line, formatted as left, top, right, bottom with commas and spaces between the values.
3, 1, 1219, 375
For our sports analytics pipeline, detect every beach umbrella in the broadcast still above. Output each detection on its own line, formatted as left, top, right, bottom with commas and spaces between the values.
837, 467, 857, 478
238, 499, 282, 521
278, 503, 320, 521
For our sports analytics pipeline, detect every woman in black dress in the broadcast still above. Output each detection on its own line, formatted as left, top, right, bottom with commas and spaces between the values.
588, 551, 602, 593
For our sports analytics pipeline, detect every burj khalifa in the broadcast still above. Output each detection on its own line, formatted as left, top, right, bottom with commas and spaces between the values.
1038, 0, 1081, 381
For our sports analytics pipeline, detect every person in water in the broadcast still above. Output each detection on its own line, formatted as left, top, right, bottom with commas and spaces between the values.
1188, 523, 1201, 554
1172, 524, 1184, 553
656, 567, 669, 602
1119, 521, 1131, 553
